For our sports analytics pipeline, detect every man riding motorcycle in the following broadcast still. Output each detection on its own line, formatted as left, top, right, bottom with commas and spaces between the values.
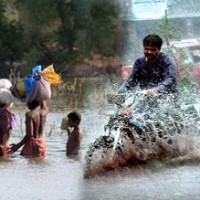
118, 34, 177, 96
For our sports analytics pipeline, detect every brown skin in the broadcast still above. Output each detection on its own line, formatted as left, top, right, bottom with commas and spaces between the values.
10, 101, 48, 153
144, 44, 161, 96
144, 45, 160, 64
66, 117, 83, 156
0, 106, 13, 146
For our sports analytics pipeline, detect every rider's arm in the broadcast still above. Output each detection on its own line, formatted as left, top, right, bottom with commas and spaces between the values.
156, 55, 177, 93
117, 61, 140, 94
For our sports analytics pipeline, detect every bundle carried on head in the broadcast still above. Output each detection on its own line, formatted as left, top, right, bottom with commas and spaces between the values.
0, 79, 13, 107
11, 64, 62, 103
0, 79, 12, 89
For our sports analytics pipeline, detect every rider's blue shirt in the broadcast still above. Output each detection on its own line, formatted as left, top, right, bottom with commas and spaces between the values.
119, 52, 177, 93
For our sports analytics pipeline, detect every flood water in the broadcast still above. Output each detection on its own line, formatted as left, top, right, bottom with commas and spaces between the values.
1, 80, 200, 200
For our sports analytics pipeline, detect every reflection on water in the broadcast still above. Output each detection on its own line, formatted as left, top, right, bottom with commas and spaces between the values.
1, 78, 200, 200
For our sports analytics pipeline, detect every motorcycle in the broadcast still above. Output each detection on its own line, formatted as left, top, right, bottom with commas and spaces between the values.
84, 89, 200, 178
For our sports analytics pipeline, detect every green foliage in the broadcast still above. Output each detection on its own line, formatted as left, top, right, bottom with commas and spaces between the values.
0, 0, 121, 74
156, 11, 198, 92
56, 0, 120, 62
89, 0, 120, 56
54, 0, 86, 62
0, 0, 4, 20
15, 0, 57, 25
156, 11, 180, 46
22, 47, 42, 73
0, 0, 24, 62
13, 0, 59, 65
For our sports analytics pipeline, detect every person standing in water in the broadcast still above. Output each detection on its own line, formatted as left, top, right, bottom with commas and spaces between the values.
0, 80, 16, 157
10, 65, 62, 157
118, 34, 177, 95
10, 100, 48, 157
66, 111, 83, 157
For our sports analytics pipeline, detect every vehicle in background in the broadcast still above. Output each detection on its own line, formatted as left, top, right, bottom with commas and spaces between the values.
120, 39, 200, 87
121, 65, 132, 80
167, 39, 200, 85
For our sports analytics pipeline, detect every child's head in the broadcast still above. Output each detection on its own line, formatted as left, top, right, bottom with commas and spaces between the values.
67, 111, 81, 127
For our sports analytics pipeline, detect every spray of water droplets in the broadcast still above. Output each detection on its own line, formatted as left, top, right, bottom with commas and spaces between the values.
84, 85, 200, 178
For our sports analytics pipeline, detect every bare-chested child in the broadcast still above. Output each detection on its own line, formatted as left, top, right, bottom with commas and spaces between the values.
66, 111, 83, 157
0, 88, 15, 157
10, 100, 48, 157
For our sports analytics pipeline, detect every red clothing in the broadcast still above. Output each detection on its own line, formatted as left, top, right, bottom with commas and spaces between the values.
0, 145, 9, 157
20, 137, 46, 157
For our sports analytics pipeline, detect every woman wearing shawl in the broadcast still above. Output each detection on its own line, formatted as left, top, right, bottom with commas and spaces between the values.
0, 79, 15, 157
10, 65, 61, 157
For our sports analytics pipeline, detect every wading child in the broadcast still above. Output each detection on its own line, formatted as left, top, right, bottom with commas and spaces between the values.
10, 100, 48, 157
66, 111, 83, 156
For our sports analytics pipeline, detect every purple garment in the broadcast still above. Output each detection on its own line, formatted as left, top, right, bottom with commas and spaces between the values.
9, 114, 16, 129
0, 108, 15, 137
119, 53, 177, 93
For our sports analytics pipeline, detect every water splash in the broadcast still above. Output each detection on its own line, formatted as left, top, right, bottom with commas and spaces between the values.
84, 88, 200, 178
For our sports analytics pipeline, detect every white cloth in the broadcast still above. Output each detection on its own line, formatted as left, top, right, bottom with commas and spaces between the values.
0, 79, 12, 89
0, 88, 13, 107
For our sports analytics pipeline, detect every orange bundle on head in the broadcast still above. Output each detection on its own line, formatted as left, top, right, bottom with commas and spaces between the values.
41, 64, 62, 85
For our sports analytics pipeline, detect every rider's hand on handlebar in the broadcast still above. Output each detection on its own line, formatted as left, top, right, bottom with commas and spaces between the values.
146, 88, 158, 97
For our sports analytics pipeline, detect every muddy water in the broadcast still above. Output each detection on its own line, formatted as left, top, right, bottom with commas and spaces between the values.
1, 76, 200, 200
1, 106, 200, 200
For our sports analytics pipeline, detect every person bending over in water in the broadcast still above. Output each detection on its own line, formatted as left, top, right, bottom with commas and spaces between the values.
66, 111, 83, 157
10, 100, 48, 157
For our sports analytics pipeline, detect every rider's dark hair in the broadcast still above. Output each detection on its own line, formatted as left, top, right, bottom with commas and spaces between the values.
143, 34, 163, 50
